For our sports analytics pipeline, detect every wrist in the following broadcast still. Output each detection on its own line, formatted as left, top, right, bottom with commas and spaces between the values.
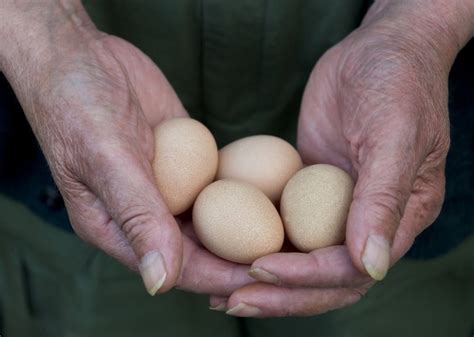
0, 0, 97, 75
364, 0, 474, 67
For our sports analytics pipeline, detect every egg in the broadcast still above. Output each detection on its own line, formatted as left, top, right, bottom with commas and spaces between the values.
280, 164, 354, 252
217, 135, 303, 203
153, 118, 218, 215
193, 179, 284, 264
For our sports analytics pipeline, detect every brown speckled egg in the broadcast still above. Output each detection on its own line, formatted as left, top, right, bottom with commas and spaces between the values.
217, 135, 303, 203
193, 179, 284, 264
153, 118, 218, 215
280, 164, 354, 252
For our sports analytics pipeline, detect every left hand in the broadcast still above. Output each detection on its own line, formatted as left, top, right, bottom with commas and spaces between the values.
0, 1, 253, 298
211, 0, 474, 317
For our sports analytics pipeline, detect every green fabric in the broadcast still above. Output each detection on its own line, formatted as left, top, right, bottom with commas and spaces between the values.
246, 238, 474, 337
1, 195, 472, 336
0, 196, 241, 337
80, 0, 474, 259
82, 0, 368, 146
1, 1, 473, 335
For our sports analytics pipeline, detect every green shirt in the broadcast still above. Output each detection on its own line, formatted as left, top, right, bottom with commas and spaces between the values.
0, 0, 472, 259
83, 0, 369, 146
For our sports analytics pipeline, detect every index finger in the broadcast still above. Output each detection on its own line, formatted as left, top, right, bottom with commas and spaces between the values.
176, 235, 255, 296
249, 245, 372, 288
225, 283, 364, 318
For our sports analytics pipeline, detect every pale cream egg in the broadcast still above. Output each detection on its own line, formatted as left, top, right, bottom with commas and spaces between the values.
280, 164, 354, 252
153, 118, 218, 215
193, 179, 284, 264
217, 135, 303, 203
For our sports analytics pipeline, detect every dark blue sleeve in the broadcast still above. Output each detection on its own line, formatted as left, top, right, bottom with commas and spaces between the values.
406, 39, 474, 259
0, 73, 73, 232
0, 73, 13, 172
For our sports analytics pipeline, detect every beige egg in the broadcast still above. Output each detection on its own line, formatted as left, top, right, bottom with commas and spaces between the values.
193, 179, 284, 264
153, 118, 218, 215
217, 135, 303, 203
280, 164, 354, 252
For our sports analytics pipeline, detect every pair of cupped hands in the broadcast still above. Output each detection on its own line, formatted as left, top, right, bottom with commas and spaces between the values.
3, 0, 470, 318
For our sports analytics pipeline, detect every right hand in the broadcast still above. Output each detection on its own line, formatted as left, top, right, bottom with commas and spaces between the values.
0, 3, 252, 297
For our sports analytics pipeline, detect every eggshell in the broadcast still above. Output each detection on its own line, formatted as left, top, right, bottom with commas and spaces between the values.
153, 118, 218, 215
193, 179, 284, 264
217, 135, 303, 203
280, 164, 354, 252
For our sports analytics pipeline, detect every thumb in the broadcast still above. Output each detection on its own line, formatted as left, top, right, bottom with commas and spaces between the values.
84, 147, 183, 295
346, 135, 419, 281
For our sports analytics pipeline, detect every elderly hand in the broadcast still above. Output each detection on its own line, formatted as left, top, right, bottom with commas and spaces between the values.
214, 0, 474, 317
0, 1, 252, 297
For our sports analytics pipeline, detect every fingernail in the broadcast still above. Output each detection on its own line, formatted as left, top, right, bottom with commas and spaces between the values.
209, 303, 228, 312
139, 251, 167, 296
362, 234, 390, 281
248, 268, 280, 284
226, 303, 261, 317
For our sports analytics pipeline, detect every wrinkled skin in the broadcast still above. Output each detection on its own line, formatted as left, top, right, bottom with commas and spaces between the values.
214, 0, 473, 317
2, 0, 473, 318
0, 4, 252, 296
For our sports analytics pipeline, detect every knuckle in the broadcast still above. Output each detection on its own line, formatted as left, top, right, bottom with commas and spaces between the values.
413, 168, 446, 225
432, 121, 451, 153
438, 134, 451, 155
118, 206, 174, 249
118, 206, 156, 246
419, 187, 445, 226
426, 133, 450, 165
427, 186, 445, 215
373, 192, 404, 223
56, 179, 89, 213
355, 187, 406, 228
